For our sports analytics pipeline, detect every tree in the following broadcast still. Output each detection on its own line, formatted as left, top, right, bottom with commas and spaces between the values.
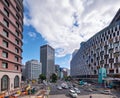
64, 76, 72, 81
51, 73, 57, 82
39, 74, 46, 82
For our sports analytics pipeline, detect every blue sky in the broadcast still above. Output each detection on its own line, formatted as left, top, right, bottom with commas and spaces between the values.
22, 25, 71, 68
22, 0, 120, 69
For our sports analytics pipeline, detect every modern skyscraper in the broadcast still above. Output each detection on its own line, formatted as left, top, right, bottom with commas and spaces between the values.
25, 60, 42, 80
71, 9, 120, 78
0, 0, 23, 94
40, 45, 55, 80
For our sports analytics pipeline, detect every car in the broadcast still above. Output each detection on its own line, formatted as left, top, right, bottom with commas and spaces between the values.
100, 90, 112, 95
57, 86, 62, 90
74, 88, 80, 94
68, 85, 73, 89
61, 83, 68, 89
69, 89, 77, 98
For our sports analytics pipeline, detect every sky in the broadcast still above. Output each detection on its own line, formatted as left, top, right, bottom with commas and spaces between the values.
22, 0, 120, 69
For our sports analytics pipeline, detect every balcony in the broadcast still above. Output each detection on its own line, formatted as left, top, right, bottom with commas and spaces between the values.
114, 62, 120, 66
109, 48, 114, 53
104, 64, 109, 68
109, 68, 114, 74
100, 60, 104, 64
104, 45, 108, 49
100, 51, 104, 56
109, 38, 113, 43
104, 54, 109, 58
114, 52, 119, 57
109, 58, 114, 63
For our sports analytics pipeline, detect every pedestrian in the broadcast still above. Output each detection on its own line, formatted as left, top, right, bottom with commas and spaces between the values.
90, 95, 92, 98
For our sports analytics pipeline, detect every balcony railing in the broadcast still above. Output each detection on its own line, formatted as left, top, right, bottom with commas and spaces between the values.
104, 54, 109, 58
109, 48, 114, 53
114, 52, 119, 57
109, 58, 114, 63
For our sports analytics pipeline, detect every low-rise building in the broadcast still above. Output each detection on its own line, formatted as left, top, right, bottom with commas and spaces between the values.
25, 60, 42, 80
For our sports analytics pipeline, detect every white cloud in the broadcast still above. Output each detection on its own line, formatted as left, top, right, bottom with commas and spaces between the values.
24, 0, 120, 57
28, 32, 36, 38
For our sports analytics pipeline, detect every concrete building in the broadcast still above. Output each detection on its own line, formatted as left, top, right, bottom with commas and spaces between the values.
25, 60, 42, 80
40, 45, 55, 80
60, 68, 70, 79
71, 9, 120, 78
55, 64, 60, 78
0, 0, 23, 94
21, 65, 26, 81
72, 49, 78, 58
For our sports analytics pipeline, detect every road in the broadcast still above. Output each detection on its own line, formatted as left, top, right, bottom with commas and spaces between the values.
49, 80, 119, 98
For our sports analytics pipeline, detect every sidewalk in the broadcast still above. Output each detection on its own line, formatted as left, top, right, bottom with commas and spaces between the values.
19, 94, 116, 98
49, 94, 117, 98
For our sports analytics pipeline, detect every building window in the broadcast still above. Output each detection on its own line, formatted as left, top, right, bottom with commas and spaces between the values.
15, 48, 19, 53
2, 62, 8, 68
4, 8, 9, 17
4, 0, 9, 7
113, 32, 115, 37
16, 31, 19, 36
106, 36, 108, 40
16, 22, 19, 28
16, 14, 19, 20
117, 31, 119, 36
110, 34, 112, 38
2, 51, 8, 58
15, 39, 19, 45
116, 69, 119, 73
15, 56, 19, 62
14, 76, 19, 88
15, 65, 19, 70
16, 6, 20, 12
3, 30, 9, 37
3, 19, 9, 27
3, 40, 8, 47
1, 75, 9, 91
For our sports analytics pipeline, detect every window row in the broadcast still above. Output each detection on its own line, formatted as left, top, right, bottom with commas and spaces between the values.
2, 40, 20, 53
2, 62, 19, 70
3, 38, 20, 47
3, 18, 20, 29
3, 0, 23, 24
87, 27, 120, 46
2, 51, 19, 62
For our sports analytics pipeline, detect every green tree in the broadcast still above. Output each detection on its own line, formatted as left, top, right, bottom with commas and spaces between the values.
51, 73, 57, 82
64, 76, 72, 81
39, 74, 46, 82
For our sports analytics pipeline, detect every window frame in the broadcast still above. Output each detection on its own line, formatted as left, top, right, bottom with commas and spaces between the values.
1, 75, 9, 91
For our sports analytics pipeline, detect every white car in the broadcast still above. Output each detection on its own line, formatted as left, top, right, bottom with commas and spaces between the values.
61, 83, 68, 89
69, 89, 77, 98
74, 88, 80, 94
101, 90, 111, 95
57, 86, 62, 90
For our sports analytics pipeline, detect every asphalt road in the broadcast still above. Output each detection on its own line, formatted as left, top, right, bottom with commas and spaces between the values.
49, 81, 120, 98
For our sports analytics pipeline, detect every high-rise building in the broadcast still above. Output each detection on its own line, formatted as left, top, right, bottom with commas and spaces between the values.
40, 45, 55, 80
71, 9, 120, 78
0, 0, 23, 94
25, 60, 42, 80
